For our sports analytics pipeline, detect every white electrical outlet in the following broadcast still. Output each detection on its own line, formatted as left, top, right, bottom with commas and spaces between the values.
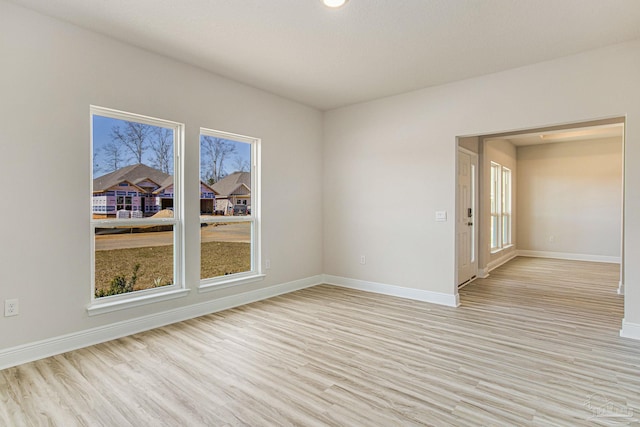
360, 255, 366, 265
5, 299, 19, 317
265, 259, 271, 269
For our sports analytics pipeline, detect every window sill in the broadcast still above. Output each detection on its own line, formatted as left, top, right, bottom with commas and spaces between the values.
87, 288, 190, 316
490, 244, 514, 255
199, 273, 266, 293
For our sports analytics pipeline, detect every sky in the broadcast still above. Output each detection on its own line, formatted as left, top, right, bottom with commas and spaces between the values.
92, 115, 251, 180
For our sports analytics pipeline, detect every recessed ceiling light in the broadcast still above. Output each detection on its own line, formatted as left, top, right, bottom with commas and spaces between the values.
323, 0, 348, 8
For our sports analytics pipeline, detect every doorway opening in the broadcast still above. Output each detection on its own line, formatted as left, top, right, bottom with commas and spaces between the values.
456, 117, 625, 298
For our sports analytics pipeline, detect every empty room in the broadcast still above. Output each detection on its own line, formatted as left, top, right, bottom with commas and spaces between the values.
1, 0, 640, 425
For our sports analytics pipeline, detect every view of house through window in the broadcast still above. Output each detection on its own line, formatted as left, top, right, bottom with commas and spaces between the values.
91, 107, 182, 299
199, 129, 258, 283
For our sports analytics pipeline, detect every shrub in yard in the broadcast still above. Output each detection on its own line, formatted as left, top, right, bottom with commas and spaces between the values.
95, 264, 140, 298
152, 277, 173, 288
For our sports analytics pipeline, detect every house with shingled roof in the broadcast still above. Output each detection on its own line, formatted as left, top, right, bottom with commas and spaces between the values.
92, 163, 217, 218
211, 171, 251, 215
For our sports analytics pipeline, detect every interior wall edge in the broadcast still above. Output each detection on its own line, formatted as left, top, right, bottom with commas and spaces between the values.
620, 319, 640, 340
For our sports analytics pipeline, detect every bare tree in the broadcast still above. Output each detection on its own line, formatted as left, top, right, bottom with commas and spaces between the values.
149, 127, 173, 174
232, 154, 251, 173
200, 136, 236, 184
93, 151, 102, 176
102, 142, 124, 173
111, 121, 151, 164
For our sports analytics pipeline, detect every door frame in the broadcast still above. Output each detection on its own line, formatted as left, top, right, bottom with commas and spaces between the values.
456, 118, 625, 305
455, 146, 479, 289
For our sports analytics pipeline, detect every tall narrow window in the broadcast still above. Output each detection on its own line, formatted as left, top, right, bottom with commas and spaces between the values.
490, 162, 500, 250
490, 161, 512, 252
199, 128, 261, 289
90, 106, 184, 307
502, 167, 512, 247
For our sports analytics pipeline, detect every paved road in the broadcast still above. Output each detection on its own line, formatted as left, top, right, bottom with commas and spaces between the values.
95, 222, 250, 251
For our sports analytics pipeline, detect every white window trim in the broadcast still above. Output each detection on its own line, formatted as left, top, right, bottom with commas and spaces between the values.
502, 167, 512, 248
88, 106, 186, 315
490, 162, 512, 254
87, 288, 190, 316
490, 162, 501, 252
198, 128, 262, 291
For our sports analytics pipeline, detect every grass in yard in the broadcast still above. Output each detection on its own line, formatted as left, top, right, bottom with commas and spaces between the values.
200, 241, 251, 280
95, 241, 250, 296
95, 245, 173, 295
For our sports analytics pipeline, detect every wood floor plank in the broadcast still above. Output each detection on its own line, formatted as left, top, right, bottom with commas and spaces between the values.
2, 257, 640, 426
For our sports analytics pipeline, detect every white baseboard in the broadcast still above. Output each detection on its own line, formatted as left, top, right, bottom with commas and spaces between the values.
620, 319, 640, 340
486, 251, 518, 272
517, 250, 620, 264
323, 275, 460, 308
0, 275, 322, 371
476, 268, 489, 279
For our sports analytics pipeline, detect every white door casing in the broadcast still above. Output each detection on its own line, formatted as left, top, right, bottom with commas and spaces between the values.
457, 148, 478, 286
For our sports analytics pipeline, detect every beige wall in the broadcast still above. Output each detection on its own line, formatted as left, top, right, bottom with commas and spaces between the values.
516, 137, 623, 259
324, 39, 640, 332
0, 2, 324, 351
2, 0, 640, 355
458, 136, 479, 154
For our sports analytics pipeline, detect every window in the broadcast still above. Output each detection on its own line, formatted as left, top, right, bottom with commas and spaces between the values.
199, 128, 261, 289
502, 167, 512, 247
490, 162, 512, 252
90, 106, 186, 312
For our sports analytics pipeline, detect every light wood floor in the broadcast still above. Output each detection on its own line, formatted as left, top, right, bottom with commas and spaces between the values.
2, 257, 639, 426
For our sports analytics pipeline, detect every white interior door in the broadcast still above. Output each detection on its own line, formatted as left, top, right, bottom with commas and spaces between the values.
457, 149, 477, 286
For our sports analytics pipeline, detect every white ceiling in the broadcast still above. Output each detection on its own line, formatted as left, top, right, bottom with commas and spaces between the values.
8, 0, 640, 110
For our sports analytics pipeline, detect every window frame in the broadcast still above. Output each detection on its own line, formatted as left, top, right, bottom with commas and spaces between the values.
502, 166, 512, 247
490, 161, 512, 253
490, 162, 501, 251
198, 127, 263, 292
88, 106, 188, 315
